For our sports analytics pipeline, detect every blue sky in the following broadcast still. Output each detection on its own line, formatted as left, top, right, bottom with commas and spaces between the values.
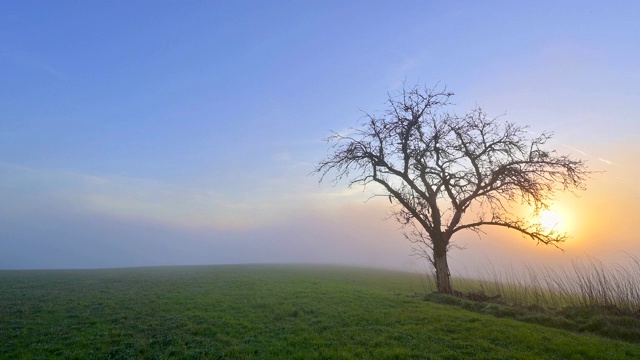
1, 1, 639, 270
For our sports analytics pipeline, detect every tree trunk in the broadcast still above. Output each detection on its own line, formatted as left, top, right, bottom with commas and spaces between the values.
433, 243, 452, 294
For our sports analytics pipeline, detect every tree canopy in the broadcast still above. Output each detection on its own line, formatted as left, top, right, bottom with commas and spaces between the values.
316, 84, 590, 293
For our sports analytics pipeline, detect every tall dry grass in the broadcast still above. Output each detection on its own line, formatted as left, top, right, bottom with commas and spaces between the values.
427, 255, 640, 314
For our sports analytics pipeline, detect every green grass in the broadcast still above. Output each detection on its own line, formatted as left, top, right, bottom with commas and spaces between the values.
2, 264, 640, 359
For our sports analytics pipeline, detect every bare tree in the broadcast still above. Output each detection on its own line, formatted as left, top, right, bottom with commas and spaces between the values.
315, 83, 590, 294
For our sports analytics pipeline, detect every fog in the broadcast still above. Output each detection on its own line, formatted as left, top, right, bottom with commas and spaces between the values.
0, 199, 419, 271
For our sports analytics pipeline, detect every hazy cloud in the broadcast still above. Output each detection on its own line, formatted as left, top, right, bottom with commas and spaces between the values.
0, 182, 416, 271
0, 163, 376, 232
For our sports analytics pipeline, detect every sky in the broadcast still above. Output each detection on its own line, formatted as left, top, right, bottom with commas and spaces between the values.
1, 1, 639, 272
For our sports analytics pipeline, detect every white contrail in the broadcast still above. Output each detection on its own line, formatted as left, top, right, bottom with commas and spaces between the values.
561, 144, 619, 166
562, 144, 588, 156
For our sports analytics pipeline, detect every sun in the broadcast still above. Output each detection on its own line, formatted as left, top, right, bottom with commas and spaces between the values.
537, 210, 563, 233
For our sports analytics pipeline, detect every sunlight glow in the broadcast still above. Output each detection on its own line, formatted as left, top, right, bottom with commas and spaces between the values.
537, 210, 563, 233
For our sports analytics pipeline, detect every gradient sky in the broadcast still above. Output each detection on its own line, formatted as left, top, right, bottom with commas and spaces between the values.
1, 1, 639, 272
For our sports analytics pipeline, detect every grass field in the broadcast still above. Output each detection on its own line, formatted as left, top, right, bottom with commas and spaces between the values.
2, 264, 640, 359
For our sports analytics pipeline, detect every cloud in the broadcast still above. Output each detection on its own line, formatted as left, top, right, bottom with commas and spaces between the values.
0, 161, 426, 270
334, 127, 356, 137
0, 163, 289, 230
0, 181, 416, 271
0, 162, 376, 232
598, 158, 614, 165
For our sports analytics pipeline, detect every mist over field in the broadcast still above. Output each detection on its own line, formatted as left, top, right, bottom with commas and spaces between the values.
0, 197, 415, 270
